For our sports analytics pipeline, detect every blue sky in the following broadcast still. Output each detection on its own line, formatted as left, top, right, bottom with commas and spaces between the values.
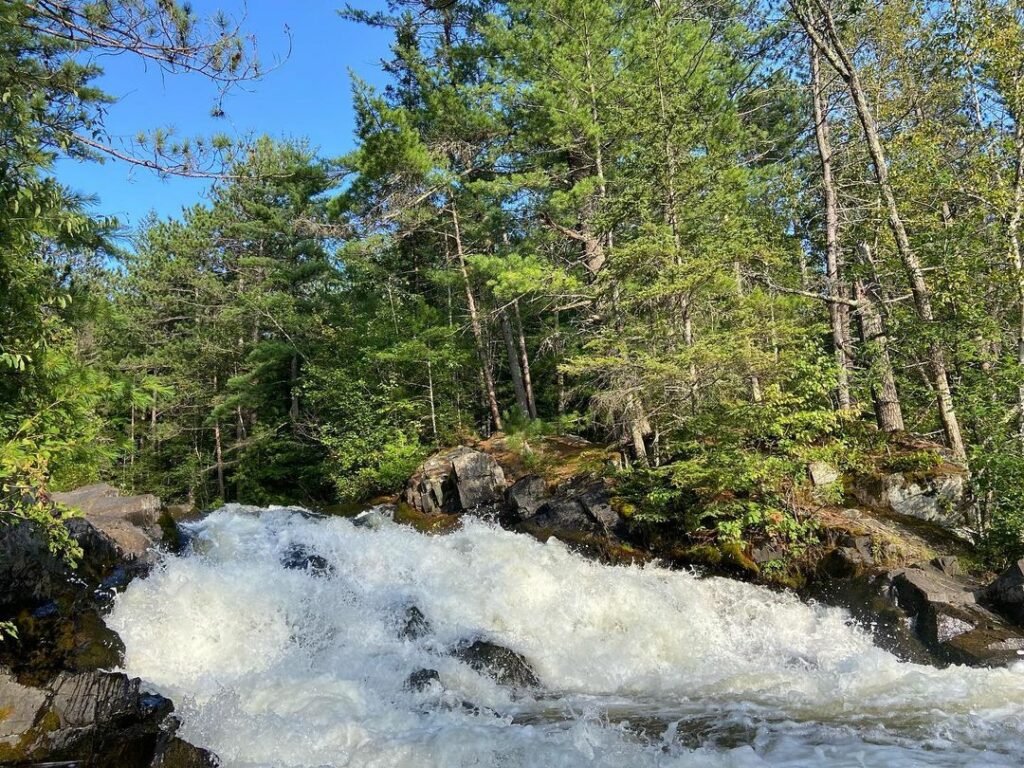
55, 0, 393, 231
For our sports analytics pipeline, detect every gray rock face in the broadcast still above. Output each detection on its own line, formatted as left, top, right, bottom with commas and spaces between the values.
452, 639, 540, 690
576, 483, 620, 533
884, 564, 1024, 666
808, 461, 840, 487
505, 475, 548, 522
986, 559, 1024, 625
0, 667, 214, 767
404, 447, 506, 515
53, 483, 162, 560
851, 470, 974, 530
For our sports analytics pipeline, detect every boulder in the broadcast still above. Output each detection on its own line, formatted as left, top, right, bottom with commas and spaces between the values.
404, 447, 506, 515
281, 544, 333, 577
452, 639, 540, 690
851, 469, 974, 531
808, 461, 840, 487
53, 483, 162, 560
883, 564, 1024, 666
529, 498, 598, 534
398, 605, 431, 640
0, 667, 213, 767
985, 559, 1024, 625
504, 475, 548, 522
576, 482, 620, 533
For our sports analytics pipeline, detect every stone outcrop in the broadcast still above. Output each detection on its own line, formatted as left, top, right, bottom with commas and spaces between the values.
52, 483, 163, 560
403, 447, 506, 515
1, 488, 217, 766
504, 475, 548, 522
985, 559, 1024, 625
882, 561, 1024, 666
850, 467, 974, 531
0, 668, 215, 766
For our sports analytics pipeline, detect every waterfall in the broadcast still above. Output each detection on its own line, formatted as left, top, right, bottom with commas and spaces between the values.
107, 505, 1024, 767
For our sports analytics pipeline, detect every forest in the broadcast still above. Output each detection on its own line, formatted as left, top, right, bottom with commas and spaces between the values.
5, 0, 1024, 569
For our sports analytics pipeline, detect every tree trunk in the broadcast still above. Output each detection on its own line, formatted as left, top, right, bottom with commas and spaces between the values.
451, 205, 503, 432
289, 354, 300, 435
734, 260, 763, 403
501, 309, 530, 419
854, 245, 905, 433
213, 375, 226, 501
1007, 113, 1024, 445
426, 358, 438, 440
795, 0, 966, 461
514, 300, 538, 419
810, 42, 852, 409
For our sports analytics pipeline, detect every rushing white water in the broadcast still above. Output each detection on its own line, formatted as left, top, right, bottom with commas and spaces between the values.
107, 505, 1024, 768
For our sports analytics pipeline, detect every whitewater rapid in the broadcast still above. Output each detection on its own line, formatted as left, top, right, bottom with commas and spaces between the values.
106, 505, 1024, 767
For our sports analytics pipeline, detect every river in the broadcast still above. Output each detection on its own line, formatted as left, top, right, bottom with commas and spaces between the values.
106, 505, 1024, 767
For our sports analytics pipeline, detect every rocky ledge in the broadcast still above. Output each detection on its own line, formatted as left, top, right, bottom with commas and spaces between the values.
400, 439, 1024, 669
0, 488, 214, 767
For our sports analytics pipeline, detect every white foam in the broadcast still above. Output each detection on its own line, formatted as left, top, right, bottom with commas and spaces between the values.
106, 505, 1024, 767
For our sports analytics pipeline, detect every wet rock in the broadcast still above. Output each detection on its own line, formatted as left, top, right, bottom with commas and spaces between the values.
808, 461, 840, 487
529, 498, 597, 534
399, 606, 431, 640
150, 736, 219, 767
0, 667, 203, 767
882, 564, 1024, 666
821, 534, 875, 578
404, 447, 506, 515
505, 475, 548, 522
452, 639, 540, 689
985, 558, 1024, 625
281, 544, 333, 577
404, 668, 440, 692
352, 508, 390, 529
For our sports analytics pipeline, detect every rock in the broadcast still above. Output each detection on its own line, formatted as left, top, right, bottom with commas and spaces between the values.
985, 559, 1024, 624
151, 736, 219, 767
851, 469, 974, 531
52, 483, 162, 560
352, 508, 390, 529
399, 605, 431, 640
808, 461, 840, 487
576, 482, 620, 533
931, 555, 961, 577
0, 516, 121, 614
0, 667, 206, 767
882, 564, 1024, 666
404, 447, 506, 515
281, 544, 333, 577
890, 565, 977, 617
452, 639, 540, 690
529, 498, 598, 534
404, 668, 440, 692
505, 475, 548, 522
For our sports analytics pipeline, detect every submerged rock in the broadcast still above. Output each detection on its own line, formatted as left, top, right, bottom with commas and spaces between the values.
281, 544, 334, 577
452, 639, 540, 690
398, 605, 431, 640
404, 447, 506, 515
404, 668, 440, 692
